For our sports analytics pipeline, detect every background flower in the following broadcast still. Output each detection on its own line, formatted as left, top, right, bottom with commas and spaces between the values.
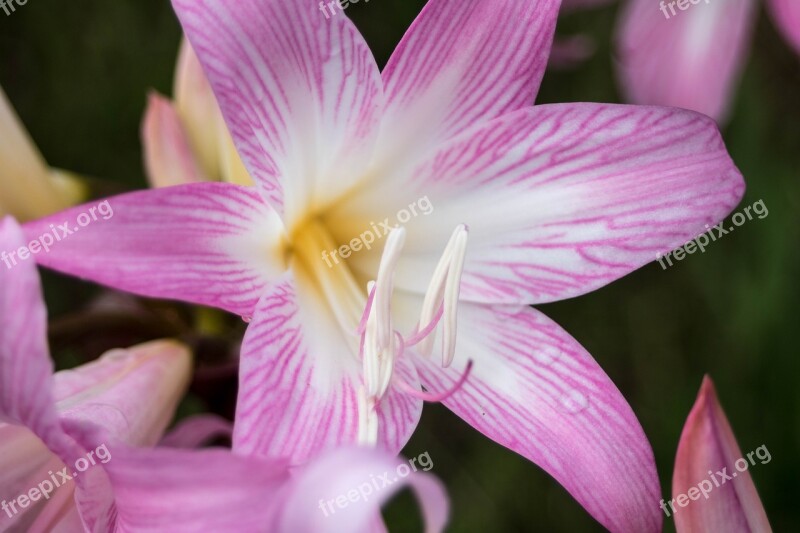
0, 87, 86, 220
671, 376, 771, 532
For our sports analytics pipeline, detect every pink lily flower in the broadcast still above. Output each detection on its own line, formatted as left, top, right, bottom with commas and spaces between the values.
0, 216, 448, 532
668, 376, 772, 532
25, 0, 746, 530
616, 0, 800, 122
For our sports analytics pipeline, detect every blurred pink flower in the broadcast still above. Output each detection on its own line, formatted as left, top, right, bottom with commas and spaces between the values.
768, 0, 800, 54
669, 376, 772, 532
26, 1, 748, 530
616, 0, 800, 122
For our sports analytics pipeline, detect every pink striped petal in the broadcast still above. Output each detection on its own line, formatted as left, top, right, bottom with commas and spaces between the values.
768, 0, 800, 54
376, 0, 560, 173
172, 0, 384, 221
412, 302, 660, 533
104, 445, 289, 532
159, 414, 233, 448
672, 376, 771, 532
0, 217, 61, 441
23, 183, 285, 316
233, 273, 421, 464
141, 92, 206, 188
356, 104, 743, 305
616, 0, 756, 122
38, 339, 194, 531
0, 219, 112, 529
275, 447, 449, 533
55, 341, 206, 532
0, 423, 73, 531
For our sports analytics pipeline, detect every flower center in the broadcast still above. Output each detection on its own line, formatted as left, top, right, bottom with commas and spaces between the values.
286, 217, 367, 337
285, 217, 472, 447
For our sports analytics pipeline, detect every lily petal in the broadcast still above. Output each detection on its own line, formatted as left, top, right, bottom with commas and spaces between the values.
55, 341, 192, 447
412, 301, 661, 533
172, 0, 384, 222
141, 92, 206, 187
349, 104, 743, 305
672, 376, 771, 532
105, 445, 289, 532
0, 87, 73, 220
375, 0, 560, 173
24, 183, 285, 317
233, 273, 421, 464
0, 217, 61, 441
0, 219, 113, 529
615, 0, 755, 122
275, 447, 449, 533
768, 0, 800, 55
2, 218, 246, 531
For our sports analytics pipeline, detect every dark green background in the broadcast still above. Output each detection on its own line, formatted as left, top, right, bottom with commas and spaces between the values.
1, 0, 797, 531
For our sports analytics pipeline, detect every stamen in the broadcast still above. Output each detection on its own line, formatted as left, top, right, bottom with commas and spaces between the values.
442, 228, 468, 367
416, 225, 469, 363
357, 387, 378, 446
375, 332, 404, 399
361, 298, 381, 398
374, 228, 406, 350
416, 237, 454, 355
405, 304, 444, 347
361, 283, 394, 400
356, 282, 376, 337
355, 224, 469, 446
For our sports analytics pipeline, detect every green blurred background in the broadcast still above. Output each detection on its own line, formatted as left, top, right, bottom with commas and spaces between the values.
1, 0, 798, 531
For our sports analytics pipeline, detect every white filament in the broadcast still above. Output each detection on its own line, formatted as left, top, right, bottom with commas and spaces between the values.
442, 228, 468, 367
374, 228, 406, 350
356, 224, 469, 445
357, 387, 378, 446
417, 225, 468, 362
